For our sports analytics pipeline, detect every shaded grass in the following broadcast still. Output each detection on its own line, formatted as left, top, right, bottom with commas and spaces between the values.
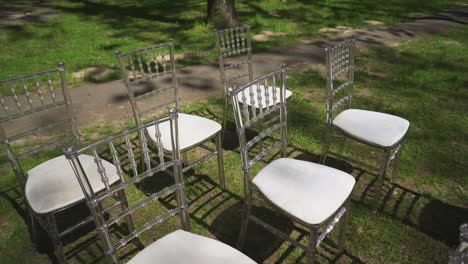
0, 0, 465, 84
0, 27, 467, 263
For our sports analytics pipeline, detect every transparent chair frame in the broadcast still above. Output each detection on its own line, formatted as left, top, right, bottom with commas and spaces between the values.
115, 40, 225, 189
0, 64, 96, 263
321, 36, 406, 211
230, 65, 351, 264
214, 25, 255, 139
65, 108, 190, 263
214, 25, 293, 144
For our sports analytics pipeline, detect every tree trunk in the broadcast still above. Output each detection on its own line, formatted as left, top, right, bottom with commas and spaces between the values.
207, 0, 236, 29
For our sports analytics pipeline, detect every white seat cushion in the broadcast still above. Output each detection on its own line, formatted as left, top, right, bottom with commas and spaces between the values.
252, 158, 355, 225
333, 109, 410, 148
25, 155, 120, 214
237, 85, 292, 109
128, 229, 256, 264
146, 113, 221, 152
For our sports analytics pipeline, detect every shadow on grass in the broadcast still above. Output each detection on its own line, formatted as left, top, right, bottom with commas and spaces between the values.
153, 170, 366, 263
188, 102, 468, 250
352, 167, 468, 247
0, 184, 138, 263
1, 18, 467, 262
156, 175, 293, 262
2, 132, 465, 263
50, 1, 205, 45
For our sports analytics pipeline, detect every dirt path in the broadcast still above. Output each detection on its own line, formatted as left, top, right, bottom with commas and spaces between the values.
12, 7, 468, 128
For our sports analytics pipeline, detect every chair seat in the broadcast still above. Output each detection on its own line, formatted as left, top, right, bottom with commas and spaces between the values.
128, 229, 256, 264
147, 113, 221, 152
237, 85, 293, 109
25, 155, 120, 214
333, 109, 410, 148
252, 158, 355, 225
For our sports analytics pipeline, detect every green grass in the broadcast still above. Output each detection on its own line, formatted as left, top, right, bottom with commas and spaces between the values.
0, 0, 465, 84
1, 26, 467, 263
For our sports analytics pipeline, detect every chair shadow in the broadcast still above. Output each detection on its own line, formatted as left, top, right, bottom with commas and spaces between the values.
0, 186, 57, 262
350, 165, 468, 247
179, 106, 368, 262
147, 141, 367, 263
210, 202, 293, 263
291, 150, 467, 259
0, 182, 139, 263
155, 171, 294, 262
3, 105, 465, 262
63, 225, 141, 264
155, 168, 367, 263
0, 185, 27, 221
271, 143, 467, 248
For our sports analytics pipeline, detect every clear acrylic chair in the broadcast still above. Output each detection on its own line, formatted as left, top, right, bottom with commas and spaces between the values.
214, 25, 293, 140
64, 108, 256, 264
321, 36, 410, 211
0, 64, 132, 263
115, 40, 225, 189
230, 64, 355, 264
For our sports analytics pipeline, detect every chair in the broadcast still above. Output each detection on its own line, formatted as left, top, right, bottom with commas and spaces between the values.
321, 36, 410, 211
229, 64, 355, 263
64, 108, 256, 264
214, 25, 293, 140
0, 64, 132, 263
115, 40, 225, 189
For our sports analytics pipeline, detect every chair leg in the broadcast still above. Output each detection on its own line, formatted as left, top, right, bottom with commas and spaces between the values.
46, 214, 66, 264
390, 145, 403, 184
257, 113, 267, 152
26, 203, 39, 243
221, 96, 229, 143
373, 150, 391, 212
117, 189, 135, 233
215, 133, 226, 189
338, 205, 350, 253
307, 227, 318, 264
321, 132, 332, 164
237, 202, 252, 250
139, 151, 145, 171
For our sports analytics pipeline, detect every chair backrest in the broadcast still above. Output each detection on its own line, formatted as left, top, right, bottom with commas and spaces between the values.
229, 64, 287, 184
0, 64, 79, 187
325, 36, 356, 126
64, 108, 189, 263
214, 25, 253, 96
115, 41, 179, 125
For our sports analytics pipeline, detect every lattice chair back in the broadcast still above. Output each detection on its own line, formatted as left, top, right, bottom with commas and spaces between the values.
115, 41, 179, 125
64, 108, 189, 263
214, 25, 253, 96
325, 36, 356, 126
0, 64, 79, 187
229, 64, 287, 184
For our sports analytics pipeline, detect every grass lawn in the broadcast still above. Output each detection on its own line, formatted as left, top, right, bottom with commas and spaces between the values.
0, 0, 465, 84
1, 24, 467, 264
